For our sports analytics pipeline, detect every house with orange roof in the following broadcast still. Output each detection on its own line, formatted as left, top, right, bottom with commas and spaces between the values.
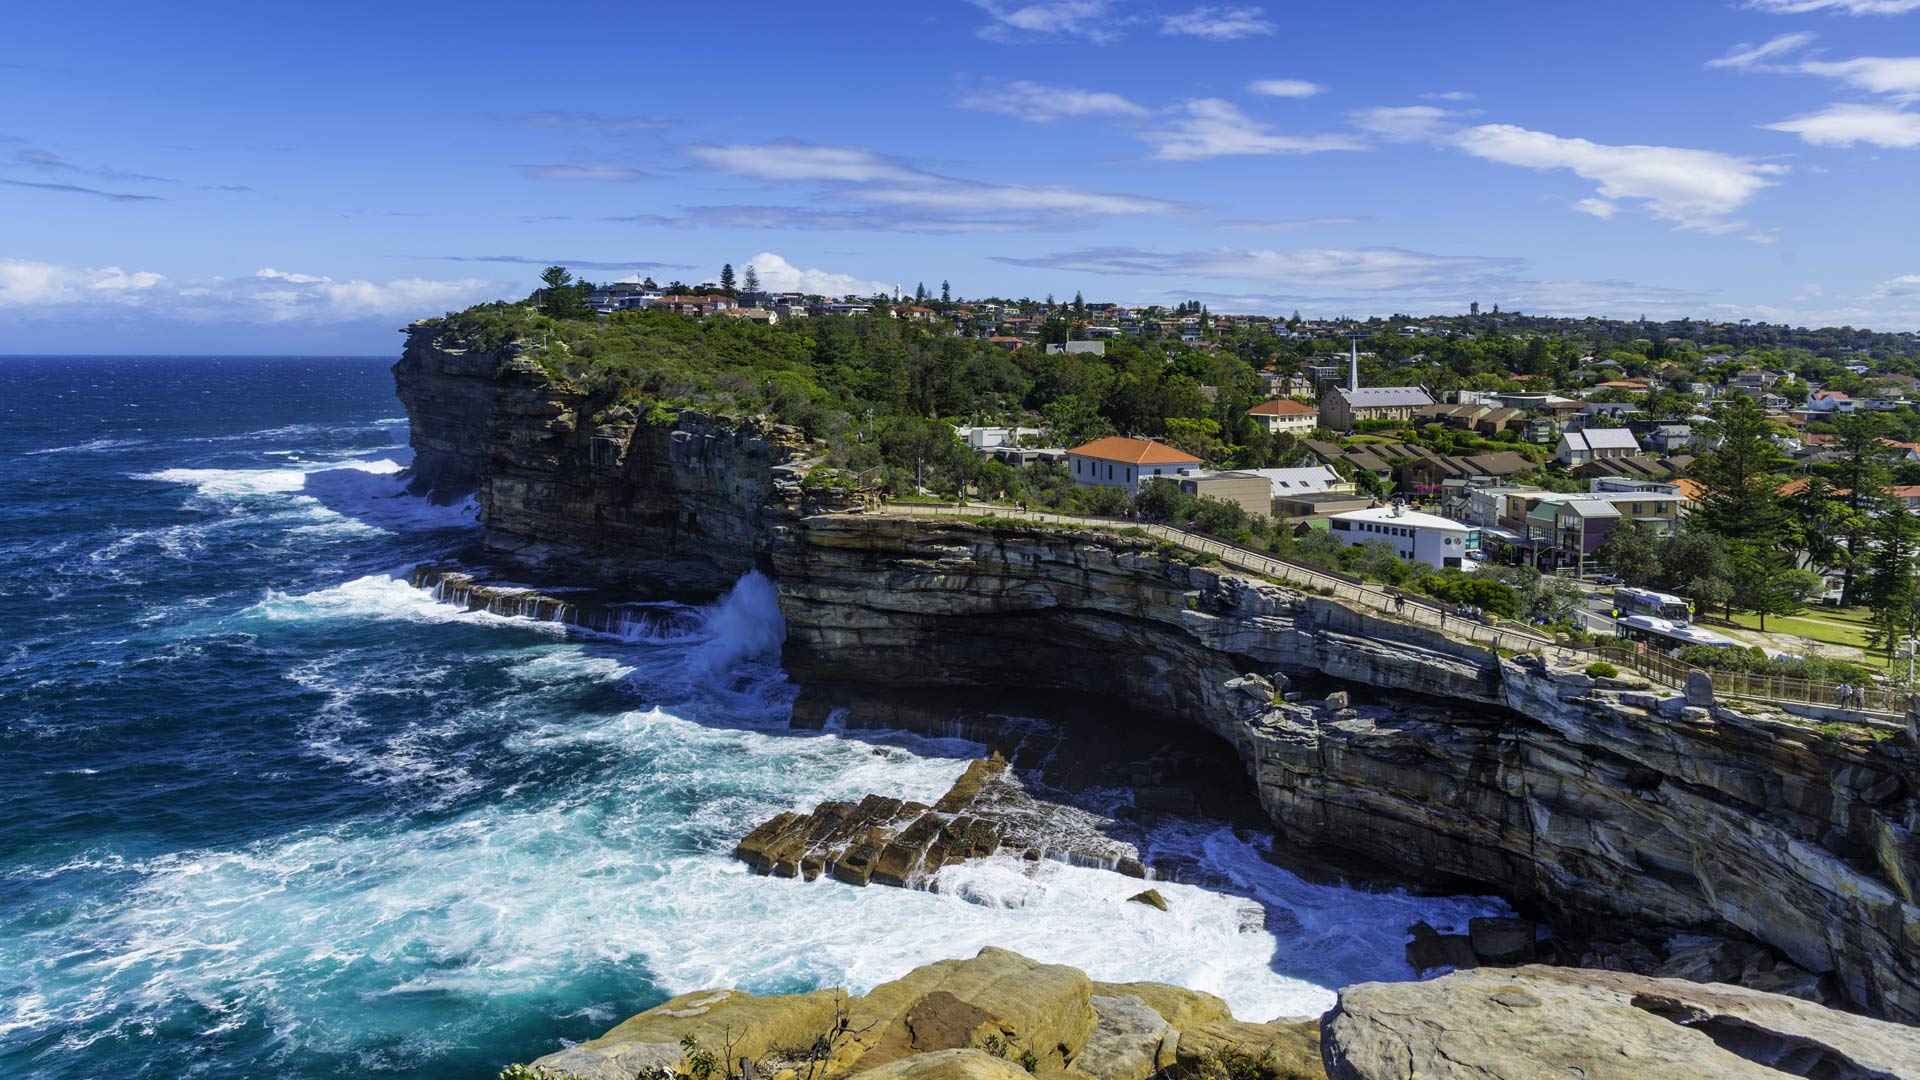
1245, 398, 1317, 436
1067, 436, 1202, 494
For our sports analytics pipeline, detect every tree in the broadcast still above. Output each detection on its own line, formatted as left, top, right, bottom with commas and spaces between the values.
537, 265, 588, 319
742, 264, 760, 293
1866, 507, 1920, 658
719, 263, 736, 292
1073, 290, 1084, 312
915, 282, 927, 302
1691, 396, 1800, 618
1594, 520, 1660, 585
941, 280, 951, 304
1826, 412, 1896, 604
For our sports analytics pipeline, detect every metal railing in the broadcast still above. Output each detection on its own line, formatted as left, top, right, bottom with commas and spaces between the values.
874, 500, 1584, 664
856, 500, 1911, 723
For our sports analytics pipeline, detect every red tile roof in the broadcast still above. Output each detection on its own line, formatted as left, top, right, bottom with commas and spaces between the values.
1246, 398, 1315, 417
1068, 436, 1202, 465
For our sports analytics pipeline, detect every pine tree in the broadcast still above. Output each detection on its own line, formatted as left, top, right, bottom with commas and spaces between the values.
719, 263, 736, 292
940, 280, 951, 304
1867, 507, 1920, 657
741, 264, 760, 293
915, 282, 927, 301
1073, 290, 1084, 312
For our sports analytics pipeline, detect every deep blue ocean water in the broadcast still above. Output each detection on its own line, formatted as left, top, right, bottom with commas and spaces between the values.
0, 356, 1504, 1080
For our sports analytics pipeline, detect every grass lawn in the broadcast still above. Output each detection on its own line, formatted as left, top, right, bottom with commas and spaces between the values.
1719, 607, 1893, 667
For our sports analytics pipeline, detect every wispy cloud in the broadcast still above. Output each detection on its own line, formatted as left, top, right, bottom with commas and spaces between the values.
0, 177, 165, 202
1217, 215, 1373, 230
1746, 0, 1920, 14
1707, 32, 1819, 70
1766, 102, 1920, 146
516, 164, 652, 181
423, 255, 690, 271
1451, 124, 1786, 232
957, 80, 1148, 121
991, 245, 1524, 293
607, 206, 1046, 234
1351, 105, 1460, 143
509, 111, 669, 135
11, 147, 174, 184
1160, 5, 1275, 39
1145, 99, 1365, 160
683, 139, 1180, 230
1420, 90, 1476, 102
737, 252, 889, 296
0, 259, 505, 323
1247, 78, 1324, 98
964, 0, 1120, 43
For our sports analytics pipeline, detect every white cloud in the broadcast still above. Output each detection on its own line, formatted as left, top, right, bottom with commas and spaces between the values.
1868, 273, 1920, 298
1798, 54, 1920, 99
1574, 198, 1619, 220
965, 0, 1119, 43
1420, 90, 1476, 102
1351, 105, 1459, 143
1160, 5, 1275, 38
992, 245, 1523, 292
684, 143, 924, 183
1707, 32, 1819, 69
738, 252, 888, 297
1247, 78, 1324, 98
0, 257, 504, 323
850, 183, 1175, 216
1747, 0, 1920, 13
1146, 99, 1366, 160
516, 164, 652, 181
957, 80, 1148, 121
1767, 102, 1920, 146
1452, 124, 1787, 231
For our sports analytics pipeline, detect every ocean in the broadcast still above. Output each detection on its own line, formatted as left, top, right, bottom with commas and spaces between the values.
0, 356, 1505, 1080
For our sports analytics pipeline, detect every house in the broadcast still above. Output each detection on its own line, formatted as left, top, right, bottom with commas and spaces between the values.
1066, 436, 1201, 494
1556, 428, 1641, 466
986, 336, 1028, 352
1245, 398, 1318, 436
1177, 471, 1273, 519
655, 294, 740, 317
1327, 505, 1476, 569
1045, 341, 1107, 356
1244, 465, 1351, 497
1319, 386, 1436, 431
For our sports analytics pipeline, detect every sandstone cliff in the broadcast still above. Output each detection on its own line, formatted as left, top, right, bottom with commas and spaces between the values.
520, 947, 1919, 1080
391, 327, 808, 596
769, 514, 1920, 1021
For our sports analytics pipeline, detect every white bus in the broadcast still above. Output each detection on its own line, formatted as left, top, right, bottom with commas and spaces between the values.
1613, 587, 1693, 624
1615, 615, 1737, 652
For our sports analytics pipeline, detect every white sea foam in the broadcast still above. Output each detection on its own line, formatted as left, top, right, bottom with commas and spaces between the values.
134, 454, 477, 534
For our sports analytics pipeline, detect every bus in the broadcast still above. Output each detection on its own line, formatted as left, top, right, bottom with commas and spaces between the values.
1615, 615, 1738, 653
1613, 587, 1693, 624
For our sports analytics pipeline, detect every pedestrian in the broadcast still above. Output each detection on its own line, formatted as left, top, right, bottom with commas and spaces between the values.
1837, 682, 1852, 709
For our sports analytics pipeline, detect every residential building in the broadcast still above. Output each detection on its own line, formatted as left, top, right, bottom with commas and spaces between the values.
654, 294, 739, 317
1066, 436, 1201, 494
1244, 465, 1351, 496
1245, 398, 1318, 436
1555, 428, 1641, 466
1177, 471, 1273, 519
1045, 341, 1106, 356
1327, 505, 1476, 569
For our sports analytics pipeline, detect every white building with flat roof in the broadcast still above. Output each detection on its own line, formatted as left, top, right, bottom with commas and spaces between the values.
1328, 504, 1476, 569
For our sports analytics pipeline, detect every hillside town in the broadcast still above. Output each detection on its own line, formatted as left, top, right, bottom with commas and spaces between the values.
510, 264, 1920, 680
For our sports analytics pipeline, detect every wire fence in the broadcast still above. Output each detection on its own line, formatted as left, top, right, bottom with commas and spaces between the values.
866, 500, 1909, 722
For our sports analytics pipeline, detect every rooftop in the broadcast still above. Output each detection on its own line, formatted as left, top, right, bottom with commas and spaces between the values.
1330, 505, 1471, 531
1067, 436, 1202, 466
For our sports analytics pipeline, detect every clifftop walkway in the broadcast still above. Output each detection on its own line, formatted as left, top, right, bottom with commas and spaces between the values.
844, 500, 1908, 728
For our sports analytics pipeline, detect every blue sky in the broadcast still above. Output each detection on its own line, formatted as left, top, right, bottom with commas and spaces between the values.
4, 0, 1919, 354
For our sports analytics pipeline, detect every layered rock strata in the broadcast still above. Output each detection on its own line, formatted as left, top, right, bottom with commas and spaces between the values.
523, 948, 1920, 1080
769, 514, 1920, 1021
392, 329, 810, 596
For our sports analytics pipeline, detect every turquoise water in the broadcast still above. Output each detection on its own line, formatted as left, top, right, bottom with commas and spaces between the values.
0, 357, 1505, 1079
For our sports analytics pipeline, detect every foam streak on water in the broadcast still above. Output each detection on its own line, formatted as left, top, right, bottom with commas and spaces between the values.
0, 358, 1510, 1080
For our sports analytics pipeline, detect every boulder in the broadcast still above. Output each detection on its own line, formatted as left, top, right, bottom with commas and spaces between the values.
846, 948, 1098, 1076
1466, 916, 1535, 965
530, 987, 845, 1080
857, 1049, 1042, 1080
1066, 996, 1175, 1080
1126, 889, 1168, 911
1322, 965, 1920, 1080
1087, 982, 1232, 1032
1404, 922, 1476, 975
1175, 1019, 1324, 1080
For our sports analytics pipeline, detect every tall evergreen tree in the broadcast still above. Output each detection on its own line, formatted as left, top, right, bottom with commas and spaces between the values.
719, 263, 736, 292
1866, 506, 1920, 658
915, 282, 927, 301
1827, 412, 1895, 604
741, 264, 760, 293
1691, 396, 1800, 621
940, 280, 951, 304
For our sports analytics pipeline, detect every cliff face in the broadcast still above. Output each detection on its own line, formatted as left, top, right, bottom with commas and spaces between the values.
769, 513, 1920, 1021
391, 328, 808, 596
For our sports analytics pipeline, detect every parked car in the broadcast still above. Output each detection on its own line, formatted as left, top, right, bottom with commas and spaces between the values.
1591, 574, 1625, 586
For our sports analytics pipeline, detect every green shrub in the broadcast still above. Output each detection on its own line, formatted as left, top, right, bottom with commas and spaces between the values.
1585, 662, 1620, 679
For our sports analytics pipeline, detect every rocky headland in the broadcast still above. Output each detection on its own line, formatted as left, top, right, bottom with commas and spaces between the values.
390, 329, 1920, 1069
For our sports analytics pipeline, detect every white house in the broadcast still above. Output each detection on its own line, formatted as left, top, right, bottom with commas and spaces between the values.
1245, 398, 1318, 436
1555, 428, 1640, 466
1045, 341, 1107, 356
1244, 466, 1351, 496
1327, 504, 1476, 570
1066, 436, 1202, 494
